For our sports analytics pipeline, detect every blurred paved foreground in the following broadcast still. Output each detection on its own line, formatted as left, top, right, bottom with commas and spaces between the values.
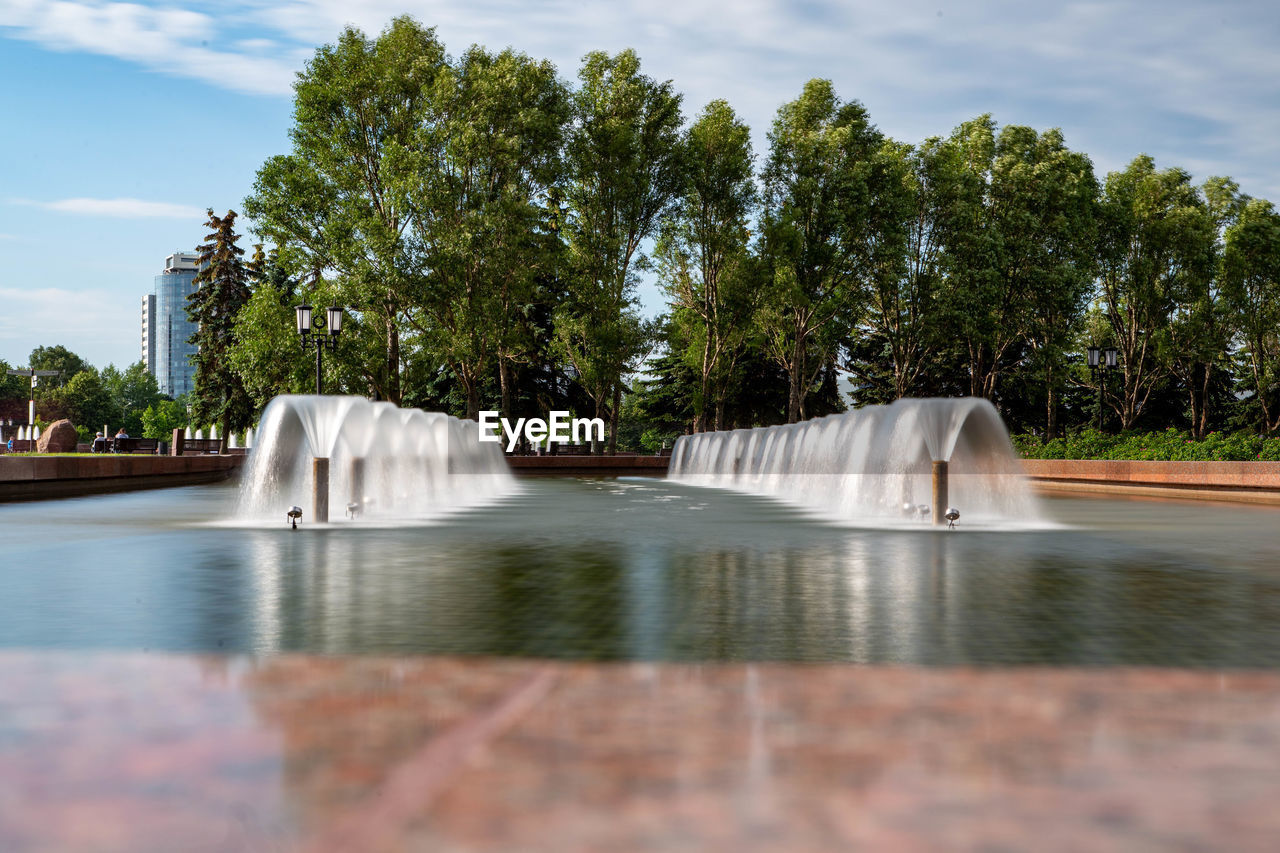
3, 653, 1278, 851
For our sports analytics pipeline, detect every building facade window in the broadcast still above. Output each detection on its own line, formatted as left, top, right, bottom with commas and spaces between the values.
146, 252, 200, 398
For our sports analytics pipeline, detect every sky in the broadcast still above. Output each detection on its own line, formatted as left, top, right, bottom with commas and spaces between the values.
1, 0, 1277, 371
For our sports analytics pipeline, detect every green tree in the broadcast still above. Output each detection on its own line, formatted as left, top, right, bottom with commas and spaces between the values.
1097, 156, 1216, 429
993, 126, 1098, 438
47, 368, 120, 438
1168, 176, 1240, 438
0, 358, 27, 410
188, 209, 256, 440
141, 398, 189, 441
101, 361, 163, 437
398, 45, 569, 420
245, 16, 448, 403
654, 99, 758, 432
246, 243, 297, 305
850, 139, 950, 402
28, 345, 88, 391
1222, 198, 1280, 433
560, 48, 685, 451
229, 275, 311, 410
759, 79, 904, 422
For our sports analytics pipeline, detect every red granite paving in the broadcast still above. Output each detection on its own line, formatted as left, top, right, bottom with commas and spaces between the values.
2, 654, 1279, 851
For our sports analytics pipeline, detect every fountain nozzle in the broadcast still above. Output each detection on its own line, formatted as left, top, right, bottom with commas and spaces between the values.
945, 507, 959, 529
346, 502, 360, 520
287, 506, 303, 530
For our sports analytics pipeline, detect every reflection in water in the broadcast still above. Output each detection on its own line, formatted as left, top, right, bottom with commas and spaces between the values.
2, 480, 1280, 666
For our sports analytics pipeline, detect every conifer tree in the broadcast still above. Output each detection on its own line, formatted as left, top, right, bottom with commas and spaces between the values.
188, 208, 255, 441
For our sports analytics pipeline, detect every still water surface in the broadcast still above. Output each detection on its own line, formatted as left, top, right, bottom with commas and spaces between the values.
3, 478, 1280, 666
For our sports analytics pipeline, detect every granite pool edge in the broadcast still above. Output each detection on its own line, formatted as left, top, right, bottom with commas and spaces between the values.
0, 454, 244, 501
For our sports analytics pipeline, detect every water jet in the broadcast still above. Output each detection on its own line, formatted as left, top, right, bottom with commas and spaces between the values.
669, 398, 1041, 528
238, 395, 514, 523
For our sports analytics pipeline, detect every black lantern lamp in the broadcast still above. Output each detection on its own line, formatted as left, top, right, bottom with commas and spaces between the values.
296, 304, 344, 394
1087, 345, 1120, 430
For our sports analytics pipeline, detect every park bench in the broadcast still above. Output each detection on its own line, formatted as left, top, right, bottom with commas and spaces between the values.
112, 437, 160, 455
176, 438, 224, 455
549, 443, 595, 456
3, 439, 34, 453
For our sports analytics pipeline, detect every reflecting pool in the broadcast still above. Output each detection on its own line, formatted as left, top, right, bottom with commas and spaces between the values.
3, 478, 1280, 666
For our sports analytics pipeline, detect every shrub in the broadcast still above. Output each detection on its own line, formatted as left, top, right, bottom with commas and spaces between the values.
1012, 429, 1280, 461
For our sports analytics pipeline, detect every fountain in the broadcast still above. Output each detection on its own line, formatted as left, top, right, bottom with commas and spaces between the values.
236, 395, 515, 524
668, 398, 1043, 528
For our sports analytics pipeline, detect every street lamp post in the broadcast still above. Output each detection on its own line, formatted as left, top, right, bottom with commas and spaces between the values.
295, 304, 344, 394
6, 367, 61, 429
295, 304, 344, 524
1087, 345, 1119, 431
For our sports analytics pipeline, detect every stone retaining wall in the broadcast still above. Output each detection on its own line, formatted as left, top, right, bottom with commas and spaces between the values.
1021, 459, 1280, 504
0, 454, 245, 502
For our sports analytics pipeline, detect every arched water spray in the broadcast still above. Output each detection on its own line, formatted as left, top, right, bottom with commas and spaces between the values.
236, 395, 514, 524
669, 398, 1043, 528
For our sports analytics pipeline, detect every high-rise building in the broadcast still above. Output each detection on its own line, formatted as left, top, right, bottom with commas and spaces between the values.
143, 251, 200, 398
141, 293, 156, 372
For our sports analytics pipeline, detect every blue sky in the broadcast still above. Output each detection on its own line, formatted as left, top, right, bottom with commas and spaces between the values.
1, 0, 1277, 371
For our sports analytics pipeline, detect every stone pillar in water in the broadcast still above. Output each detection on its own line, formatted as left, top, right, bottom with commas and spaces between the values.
931, 460, 948, 526
349, 457, 365, 507
313, 457, 329, 523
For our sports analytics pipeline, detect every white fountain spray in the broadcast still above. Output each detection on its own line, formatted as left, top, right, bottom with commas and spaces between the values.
668, 398, 1044, 529
236, 395, 515, 525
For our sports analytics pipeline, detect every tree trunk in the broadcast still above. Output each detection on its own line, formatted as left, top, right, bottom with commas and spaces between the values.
697, 329, 714, 433
1187, 366, 1203, 441
385, 314, 401, 405
787, 340, 805, 424
499, 359, 513, 423
593, 397, 605, 455
608, 381, 621, 455
1193, 363, 1211, 440
462, 367, 480, 422
1045, 380, 1058, 442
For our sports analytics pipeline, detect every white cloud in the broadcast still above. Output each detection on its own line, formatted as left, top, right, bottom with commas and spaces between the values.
24, 197, 205, 219
1, 0, 1278, 199
0, 0, 296, 94
0, 286, 139, 369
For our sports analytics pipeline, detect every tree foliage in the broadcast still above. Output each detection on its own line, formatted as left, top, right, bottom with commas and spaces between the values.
759, 79, 903, 422
210, 21, 1280, 447
188, 209, 255, 438
559, 48, 684, 449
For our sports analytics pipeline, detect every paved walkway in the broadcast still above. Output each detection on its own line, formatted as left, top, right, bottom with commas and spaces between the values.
3, 653, 1278, 851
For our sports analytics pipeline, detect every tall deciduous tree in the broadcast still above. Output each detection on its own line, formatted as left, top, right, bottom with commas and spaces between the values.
1222, 198, 1280, 433
654, 99, 757, 432
759, 79, 903, 422
992, 126, 1098, 438
47, 368, 119, 436
1168, 176, 1240, 438
560, 48, 684, 450
244, 16, 448, 403
28, 345, 88, 391
101, 361, 163, 438
851, 138, 951, 401
399, 45, 569, 420
1097, 156, 1215, 429
188, 208, 255, 440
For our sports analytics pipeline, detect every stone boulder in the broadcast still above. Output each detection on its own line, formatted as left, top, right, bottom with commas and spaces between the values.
36, 419, 79, 453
